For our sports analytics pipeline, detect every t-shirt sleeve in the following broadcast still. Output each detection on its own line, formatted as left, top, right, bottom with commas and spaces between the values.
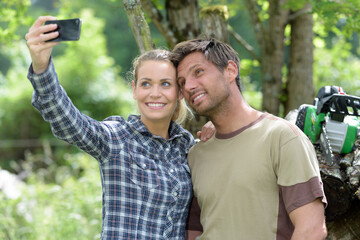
186, 197, 203, 231
276, 131, 327, 213
280, 176, 327, 213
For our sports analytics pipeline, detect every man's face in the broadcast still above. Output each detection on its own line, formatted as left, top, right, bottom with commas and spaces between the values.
177, 52, 230, 117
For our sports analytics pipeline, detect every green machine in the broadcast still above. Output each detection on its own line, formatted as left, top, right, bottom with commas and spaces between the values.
295, 86, 360, 164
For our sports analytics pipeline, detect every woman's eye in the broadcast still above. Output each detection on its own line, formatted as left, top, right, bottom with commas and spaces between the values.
141, 81, 150, 87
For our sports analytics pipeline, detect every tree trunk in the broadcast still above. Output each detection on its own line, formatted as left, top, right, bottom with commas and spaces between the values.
165, 0, 201, 42
123, 0, 154, 53
140, 0, 178, 48
285, 4, 314, 115
200, 5, 229, 43
246, 0, 289, 116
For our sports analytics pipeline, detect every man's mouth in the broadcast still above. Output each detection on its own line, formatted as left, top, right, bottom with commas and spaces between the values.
192, 92, 206, 104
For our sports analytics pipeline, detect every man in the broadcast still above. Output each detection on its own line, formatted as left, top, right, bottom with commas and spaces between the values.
171, 38, 327, 240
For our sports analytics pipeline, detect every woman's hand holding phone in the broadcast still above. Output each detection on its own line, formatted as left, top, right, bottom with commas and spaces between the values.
25, 16, 60, 74
25, 16, 81, 74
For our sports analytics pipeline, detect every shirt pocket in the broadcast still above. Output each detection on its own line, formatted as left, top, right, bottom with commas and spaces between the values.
129, 151, 160, 190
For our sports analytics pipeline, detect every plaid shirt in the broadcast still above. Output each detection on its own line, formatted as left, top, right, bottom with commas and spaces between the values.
28, 60, 195, 239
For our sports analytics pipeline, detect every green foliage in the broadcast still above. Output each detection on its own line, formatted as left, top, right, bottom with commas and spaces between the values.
55, 0, 141, 75
0, 9, 135, 145
311, 0, 360, 37
53, 9, 135, 120
0, 0, 33, 43
284, 0, 308, 11
0, 152, 102, 240
313, 36, 360, 96
241, 59, 262, 110
0, 43, 51, 140
257, 0, 270, 21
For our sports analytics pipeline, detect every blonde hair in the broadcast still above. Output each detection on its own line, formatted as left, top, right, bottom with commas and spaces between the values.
131, 49, 191, 125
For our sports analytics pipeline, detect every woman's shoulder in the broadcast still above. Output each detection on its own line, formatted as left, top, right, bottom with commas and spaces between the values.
102, 115, 133, 136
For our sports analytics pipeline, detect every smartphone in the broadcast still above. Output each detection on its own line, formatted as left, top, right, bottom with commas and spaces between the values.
45, 18, 82, 42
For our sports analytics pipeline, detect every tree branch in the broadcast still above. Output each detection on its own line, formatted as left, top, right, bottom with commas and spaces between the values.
245, 0, 268, 51
123, 0, 154, 53
140, 0, 178, 48
228, 25, 261, 63
287, 5, 312, 22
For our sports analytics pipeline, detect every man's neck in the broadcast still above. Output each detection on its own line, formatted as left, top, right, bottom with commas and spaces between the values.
210, 94, 262, 135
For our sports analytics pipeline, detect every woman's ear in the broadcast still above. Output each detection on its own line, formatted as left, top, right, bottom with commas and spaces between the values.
226, 60, 238, 84
132, 81, 137, 100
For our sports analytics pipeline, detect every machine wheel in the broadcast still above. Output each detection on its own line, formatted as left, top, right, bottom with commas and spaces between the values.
295, 105, 309, 131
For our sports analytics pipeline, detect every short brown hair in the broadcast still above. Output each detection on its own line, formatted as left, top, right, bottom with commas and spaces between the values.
171, 38, 242, 91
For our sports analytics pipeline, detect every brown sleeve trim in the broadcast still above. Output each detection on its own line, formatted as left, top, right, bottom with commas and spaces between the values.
280, 176, 328, 213
186, 197, 203, 231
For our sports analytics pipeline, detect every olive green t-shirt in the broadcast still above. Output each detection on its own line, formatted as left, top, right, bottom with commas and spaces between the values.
188, 113, 326, 240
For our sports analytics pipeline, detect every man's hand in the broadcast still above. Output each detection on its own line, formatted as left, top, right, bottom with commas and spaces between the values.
25, 16, 59, 74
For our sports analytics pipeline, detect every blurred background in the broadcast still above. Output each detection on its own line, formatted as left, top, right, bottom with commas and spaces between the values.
0, 0, 359, 239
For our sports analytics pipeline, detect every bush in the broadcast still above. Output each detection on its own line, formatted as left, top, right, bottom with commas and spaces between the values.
0, 152, 102, 240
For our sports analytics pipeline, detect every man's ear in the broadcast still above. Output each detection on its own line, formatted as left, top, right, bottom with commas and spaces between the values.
226, 60, 238, 84
132, 81, 137, 100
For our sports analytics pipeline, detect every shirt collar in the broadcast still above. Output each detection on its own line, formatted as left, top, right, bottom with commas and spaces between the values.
127, 115, 186, 140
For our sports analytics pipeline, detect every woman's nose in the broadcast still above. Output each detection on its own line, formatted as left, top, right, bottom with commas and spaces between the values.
150, 85, 161, 98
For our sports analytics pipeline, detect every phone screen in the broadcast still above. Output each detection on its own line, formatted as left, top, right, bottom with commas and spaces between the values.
45, 18, 82, 42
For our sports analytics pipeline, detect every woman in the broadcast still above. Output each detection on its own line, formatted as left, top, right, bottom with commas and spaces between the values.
25, 16, 213, 240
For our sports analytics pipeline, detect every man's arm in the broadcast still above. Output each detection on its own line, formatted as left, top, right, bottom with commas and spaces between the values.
186, 197, 203, 240
289, 198, 327, 240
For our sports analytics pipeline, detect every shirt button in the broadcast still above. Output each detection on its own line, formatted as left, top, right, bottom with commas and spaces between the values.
170, 169, 174, 173
168, 216, 172, 221
142, 163, 146, 168
173, 191, 178, 197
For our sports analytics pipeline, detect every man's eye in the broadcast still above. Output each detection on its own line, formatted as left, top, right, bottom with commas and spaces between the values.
162, 82, 170, 87
195, 69, 203, 75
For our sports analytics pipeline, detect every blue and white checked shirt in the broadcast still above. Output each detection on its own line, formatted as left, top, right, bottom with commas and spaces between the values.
28, 60, 196, 239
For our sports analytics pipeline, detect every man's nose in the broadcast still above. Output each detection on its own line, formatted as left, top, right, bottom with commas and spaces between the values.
184, 78, 197, 92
